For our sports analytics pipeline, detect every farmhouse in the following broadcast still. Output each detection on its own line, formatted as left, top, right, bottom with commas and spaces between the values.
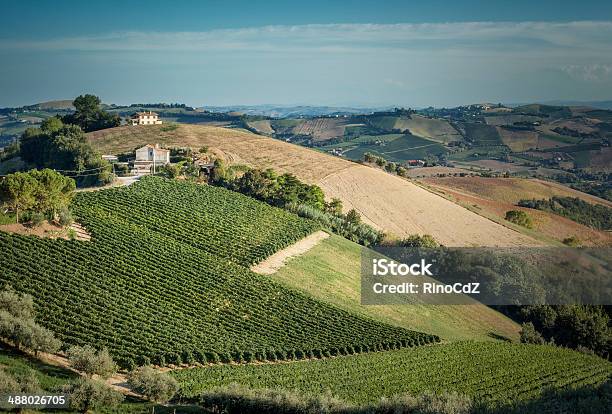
130, 111, 162, 125
131, 144, 170, 174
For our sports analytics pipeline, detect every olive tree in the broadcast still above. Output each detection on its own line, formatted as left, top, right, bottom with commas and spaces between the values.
64, 378, 124, 413
68, 345, 118, 379
128, 365, 178, 404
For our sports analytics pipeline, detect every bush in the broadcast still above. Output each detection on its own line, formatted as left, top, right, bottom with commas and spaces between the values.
397, 234, 439, 248
0, 286, 61, 354
562, 235, 582, 247
128, 365, 178, 403
505, 210, 533, 229
519, 322, 545, 345
30, 211, 46, 227
197, 384, 473, 414
68, 345, 118, 379
58, 207, 73, 226
64, 378, 124, 413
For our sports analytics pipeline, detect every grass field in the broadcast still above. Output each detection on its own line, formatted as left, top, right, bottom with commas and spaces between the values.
462, 123, 504, 146
269, 234, 520, 341
174, 342, 611, 406
1, 177, 436, 368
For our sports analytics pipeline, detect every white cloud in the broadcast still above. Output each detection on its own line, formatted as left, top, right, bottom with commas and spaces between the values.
562, 64, 612, 81
1, 21, 611, 55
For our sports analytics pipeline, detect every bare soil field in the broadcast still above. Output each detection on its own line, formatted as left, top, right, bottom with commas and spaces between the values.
421, 180, 611, 246
0, 222, 90, 241
422, 176, 611, 207
420, 176, 612, 246
251, 230, 330, 274
89, 124, 542, 246
247, 119, 274, 134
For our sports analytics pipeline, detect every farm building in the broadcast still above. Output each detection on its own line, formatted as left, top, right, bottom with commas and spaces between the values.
130, 111, 162, 125
131, 144, 170, 174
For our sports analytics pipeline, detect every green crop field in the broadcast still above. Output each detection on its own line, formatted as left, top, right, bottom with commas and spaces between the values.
462, 123, 504, 146
174, 342, 611, 406
269, 234, 520, 341
0, 177, 436, 368
343, 134, 448, 162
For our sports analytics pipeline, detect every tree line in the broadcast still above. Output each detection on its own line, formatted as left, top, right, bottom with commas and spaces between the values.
518, 196, 611, 231
210, 160, 384, 246
0, 168, 74, 224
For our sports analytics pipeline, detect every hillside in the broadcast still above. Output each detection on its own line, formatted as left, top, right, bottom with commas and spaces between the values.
0, 177, 437, 368
88, 124, 542, 246
420, 177, 612, 245
266, 234, 520, 341
175, 342, 611, 406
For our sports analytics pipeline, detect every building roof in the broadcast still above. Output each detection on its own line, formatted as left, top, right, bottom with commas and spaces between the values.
131, 111, 159, 118
136, 144, 170, 153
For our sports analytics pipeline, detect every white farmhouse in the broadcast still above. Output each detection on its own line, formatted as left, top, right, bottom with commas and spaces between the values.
130, 111, 162, 125
132, 144, 170, 174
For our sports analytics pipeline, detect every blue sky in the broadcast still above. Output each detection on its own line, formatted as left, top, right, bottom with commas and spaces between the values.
1, 0, 612, 107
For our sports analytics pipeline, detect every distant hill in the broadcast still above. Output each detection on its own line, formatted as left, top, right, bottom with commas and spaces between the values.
202, 104, 392, 117
511, 100, 612, 110
35, 99, 74, 110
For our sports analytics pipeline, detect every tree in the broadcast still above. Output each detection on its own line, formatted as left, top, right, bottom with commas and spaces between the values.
128, 366, 178, 403
64, 378, 124, 413
68, 345, 118, 379
62, 94, 120, 133
398, 234, 439, 248
0, 172, 38, 223
30, 169, 76, 220
40, 116, 64, 133
19, 123, 112, 188
520, 322, 545, 344
0, 286, 61, 354
324, 198, 343, 216
345, 209, 361, 225
505, 210, 533, 229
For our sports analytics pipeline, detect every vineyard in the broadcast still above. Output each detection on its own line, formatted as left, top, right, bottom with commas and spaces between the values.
0, 177, 437, 368
174, 341, 611, 406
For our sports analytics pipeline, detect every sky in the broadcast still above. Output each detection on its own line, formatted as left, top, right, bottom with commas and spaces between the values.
1, 0, 612, 108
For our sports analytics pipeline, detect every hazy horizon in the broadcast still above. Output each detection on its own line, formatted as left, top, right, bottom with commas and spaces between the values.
2, 1, 612, 108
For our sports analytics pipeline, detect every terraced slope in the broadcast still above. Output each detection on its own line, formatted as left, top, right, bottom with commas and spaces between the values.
0, 178, 436, 368
88, 125, 541, 246
174, 342, 611, 406
268, 234, 520, 341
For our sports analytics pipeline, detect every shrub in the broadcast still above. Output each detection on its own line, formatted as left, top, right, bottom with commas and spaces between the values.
519, 322, 545, 345
0, 286, 61, 354
128, 366, 178, 404
64, 378, 124, 413
30, 212, 46, 227
58, 207, 73, 226
68, 345, 118, 379
562, 235, 582, 247
397, 234, 439, 248
505, 210, 533, 229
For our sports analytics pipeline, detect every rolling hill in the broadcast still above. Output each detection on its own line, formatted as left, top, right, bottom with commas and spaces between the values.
0, 177, 437, 368
88, 124, 542, 247
175, 342, 611, 407
266, 233, 520, 341
420, 177, 612, 246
